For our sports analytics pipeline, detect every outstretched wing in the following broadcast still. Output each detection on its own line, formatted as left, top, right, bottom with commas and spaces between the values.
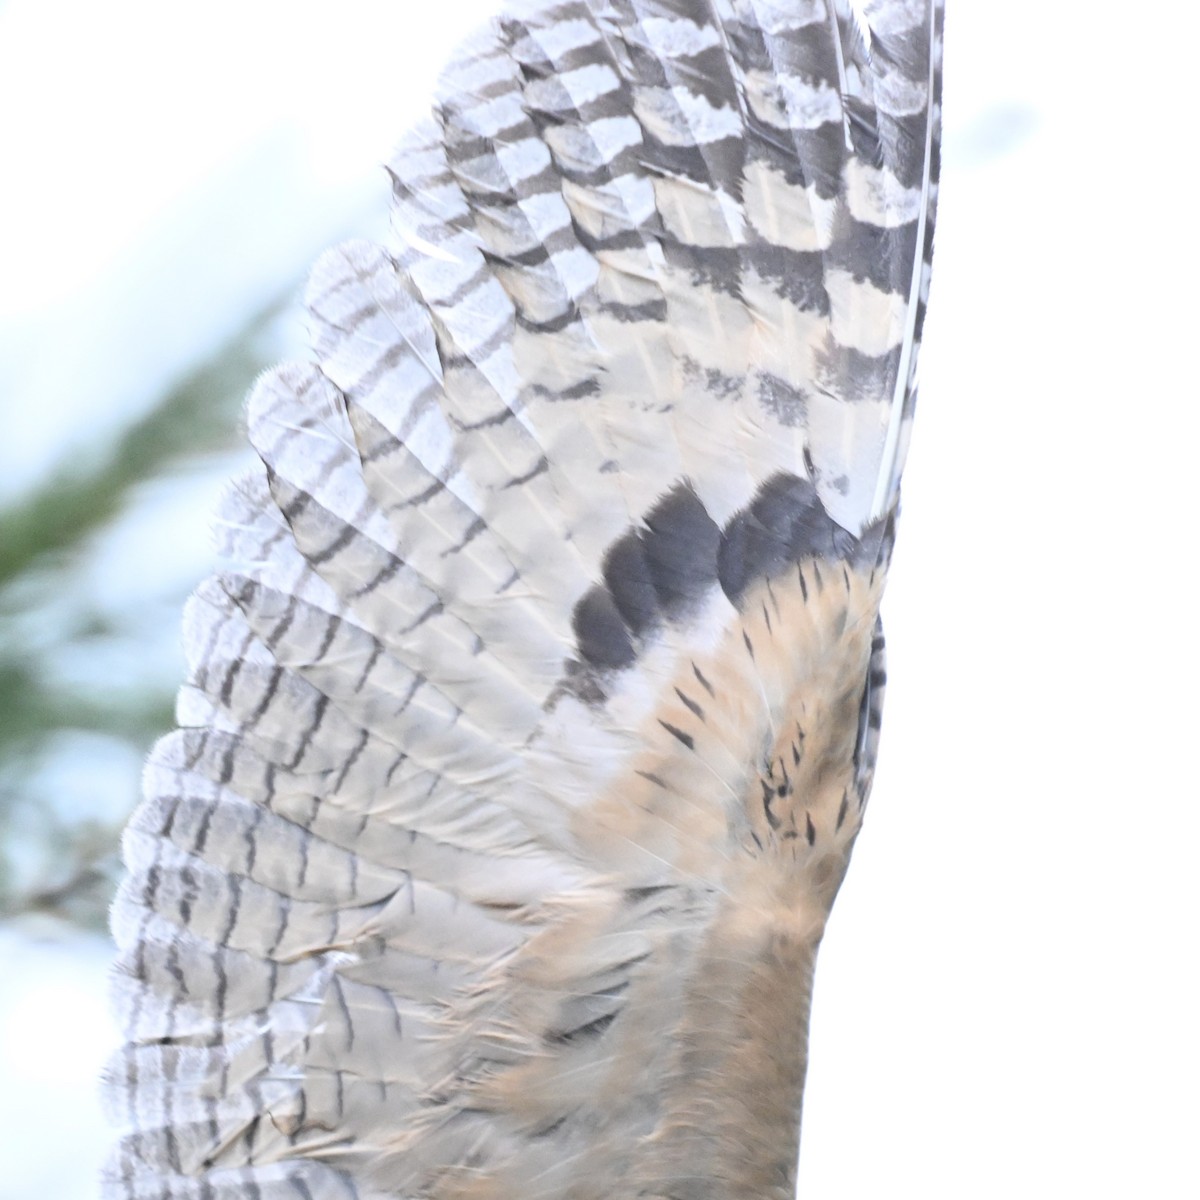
105, 2, 942, 1198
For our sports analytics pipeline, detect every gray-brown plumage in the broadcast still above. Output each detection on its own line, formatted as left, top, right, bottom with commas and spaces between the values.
104, 2, 943, 1197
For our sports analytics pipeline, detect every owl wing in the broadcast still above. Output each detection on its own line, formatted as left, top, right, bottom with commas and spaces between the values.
105, 2, 942, 1198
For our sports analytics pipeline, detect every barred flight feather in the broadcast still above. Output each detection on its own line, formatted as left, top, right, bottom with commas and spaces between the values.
104, 1, 943, 1197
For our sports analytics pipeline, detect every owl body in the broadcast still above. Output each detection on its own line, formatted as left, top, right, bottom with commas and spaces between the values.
105, 3, 942, 1197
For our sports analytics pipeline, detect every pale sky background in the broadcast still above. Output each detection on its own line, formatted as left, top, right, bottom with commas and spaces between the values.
1, 2, 1198, 1198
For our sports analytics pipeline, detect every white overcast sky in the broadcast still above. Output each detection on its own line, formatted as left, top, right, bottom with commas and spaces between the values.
1, 2, 1198, 1198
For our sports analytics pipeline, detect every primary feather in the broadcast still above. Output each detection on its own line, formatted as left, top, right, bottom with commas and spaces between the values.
104, 1, 943, 1197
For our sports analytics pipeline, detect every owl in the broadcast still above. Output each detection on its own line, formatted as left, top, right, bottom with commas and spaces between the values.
104, 2, 943, 1197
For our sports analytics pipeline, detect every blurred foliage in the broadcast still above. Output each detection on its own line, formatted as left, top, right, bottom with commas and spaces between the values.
0, 310, 274, 584
0, 298, 292, 929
